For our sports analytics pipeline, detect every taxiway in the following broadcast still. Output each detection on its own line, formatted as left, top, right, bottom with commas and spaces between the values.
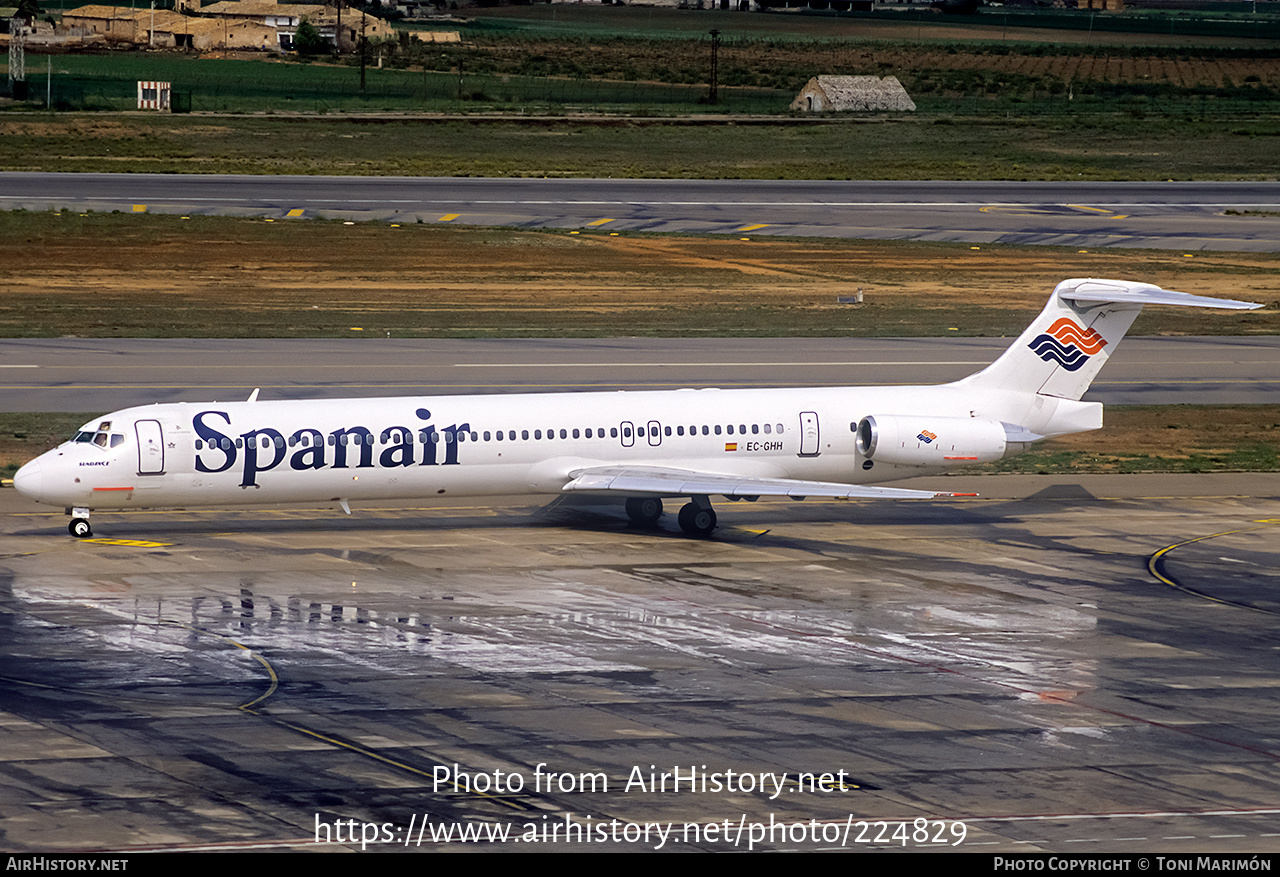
3, 174, 1279, 251
3, 335, 1279, 411
3, 474, 1279, 852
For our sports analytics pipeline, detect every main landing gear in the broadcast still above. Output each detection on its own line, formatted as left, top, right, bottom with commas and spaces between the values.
624, 496, 663, 527
625, 495, 716, 536
68, 507, 93, 538
676, 498, 716, 536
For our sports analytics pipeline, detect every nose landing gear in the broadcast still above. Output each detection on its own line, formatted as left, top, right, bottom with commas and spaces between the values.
68, 507, 92, 538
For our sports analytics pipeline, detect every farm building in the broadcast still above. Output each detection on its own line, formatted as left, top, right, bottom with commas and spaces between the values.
199, 1, 395, 50
789, 75, 916, 113
183, 17, 279, 50
61, 5, 193, 47
59, 1, 393, 50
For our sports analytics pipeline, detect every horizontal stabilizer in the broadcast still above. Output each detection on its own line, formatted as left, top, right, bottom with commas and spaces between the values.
564, 465, 967, 500
1058, 280, 1261, 310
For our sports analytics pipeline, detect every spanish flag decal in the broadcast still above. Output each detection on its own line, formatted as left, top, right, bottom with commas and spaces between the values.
724, 442, 738, 452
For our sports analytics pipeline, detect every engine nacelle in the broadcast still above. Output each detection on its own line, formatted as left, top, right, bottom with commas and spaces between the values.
855, 415, 1015, 467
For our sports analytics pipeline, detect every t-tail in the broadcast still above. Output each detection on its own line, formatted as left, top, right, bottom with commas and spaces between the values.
959, 278, 1260, 402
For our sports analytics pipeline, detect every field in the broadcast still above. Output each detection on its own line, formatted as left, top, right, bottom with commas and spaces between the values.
973, 404, 1280, 475
412, 10, 1280, 108
4, 112, 1280, 179
463, 4, 1280, 46
2, 211, 1277, 339
5, 5, 1280, 180
8, 5, 1280, 118
3, 6, 1280, 179
2, 206, 1277, 478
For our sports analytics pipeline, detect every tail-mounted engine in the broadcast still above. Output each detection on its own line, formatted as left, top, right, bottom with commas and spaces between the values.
855, 415, 1039, 467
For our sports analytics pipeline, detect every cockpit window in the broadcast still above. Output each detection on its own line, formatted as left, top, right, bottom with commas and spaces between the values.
72, 428, 125, 448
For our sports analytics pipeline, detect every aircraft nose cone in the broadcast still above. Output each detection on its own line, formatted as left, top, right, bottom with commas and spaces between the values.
13, 459, 44, 501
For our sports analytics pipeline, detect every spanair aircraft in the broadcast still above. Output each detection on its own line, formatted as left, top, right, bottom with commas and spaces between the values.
13, 279, 1260, 539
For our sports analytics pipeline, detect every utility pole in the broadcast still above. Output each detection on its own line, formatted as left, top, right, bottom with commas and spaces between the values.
359, 13, 366, 91
7, 18, 26, 100
708, 28, 720, 105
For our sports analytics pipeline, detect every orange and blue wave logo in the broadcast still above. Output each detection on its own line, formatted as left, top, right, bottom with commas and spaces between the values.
1027, 318, 1107, 371
917, 429, 937, 443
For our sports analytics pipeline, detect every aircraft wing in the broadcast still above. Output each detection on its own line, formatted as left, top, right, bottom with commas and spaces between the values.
562, 466, 968, 500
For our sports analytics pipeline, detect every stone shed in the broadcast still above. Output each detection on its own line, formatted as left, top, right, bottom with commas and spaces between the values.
790, 75, 916, 113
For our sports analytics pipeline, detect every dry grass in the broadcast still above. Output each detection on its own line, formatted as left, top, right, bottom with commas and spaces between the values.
975, 405, 1280, 474
2, 212, 1277, 338
3, 213, 1276, 476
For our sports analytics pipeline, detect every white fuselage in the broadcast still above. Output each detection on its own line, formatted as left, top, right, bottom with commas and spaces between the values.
15, 382, 998, 512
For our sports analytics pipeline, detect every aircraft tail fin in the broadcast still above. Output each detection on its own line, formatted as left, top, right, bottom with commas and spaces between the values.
958, 279, 1259, 401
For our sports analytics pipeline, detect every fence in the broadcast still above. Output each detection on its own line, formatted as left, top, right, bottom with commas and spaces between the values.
10, 52, 1280, 116
16, 54, 789, 113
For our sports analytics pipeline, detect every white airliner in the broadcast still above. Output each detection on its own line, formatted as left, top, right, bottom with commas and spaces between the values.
13, 279, 1259, 539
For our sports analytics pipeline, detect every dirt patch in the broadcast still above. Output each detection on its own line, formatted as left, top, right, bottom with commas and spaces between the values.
0, 120, 141, 138
1, 213, 1276, 338
1, 214, 1277, 474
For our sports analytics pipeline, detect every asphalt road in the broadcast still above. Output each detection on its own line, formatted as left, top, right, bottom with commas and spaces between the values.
3, 174, 1280, 251
3, 335, 1277, 412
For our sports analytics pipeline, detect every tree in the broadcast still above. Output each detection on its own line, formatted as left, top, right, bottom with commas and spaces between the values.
294, 17, 328, 56
15, 0, 42, 23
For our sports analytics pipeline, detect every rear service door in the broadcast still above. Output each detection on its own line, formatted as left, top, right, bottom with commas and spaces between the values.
798, 411, 820, 457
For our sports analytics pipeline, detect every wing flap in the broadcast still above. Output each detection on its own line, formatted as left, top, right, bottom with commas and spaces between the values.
563, 466, 966, 500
